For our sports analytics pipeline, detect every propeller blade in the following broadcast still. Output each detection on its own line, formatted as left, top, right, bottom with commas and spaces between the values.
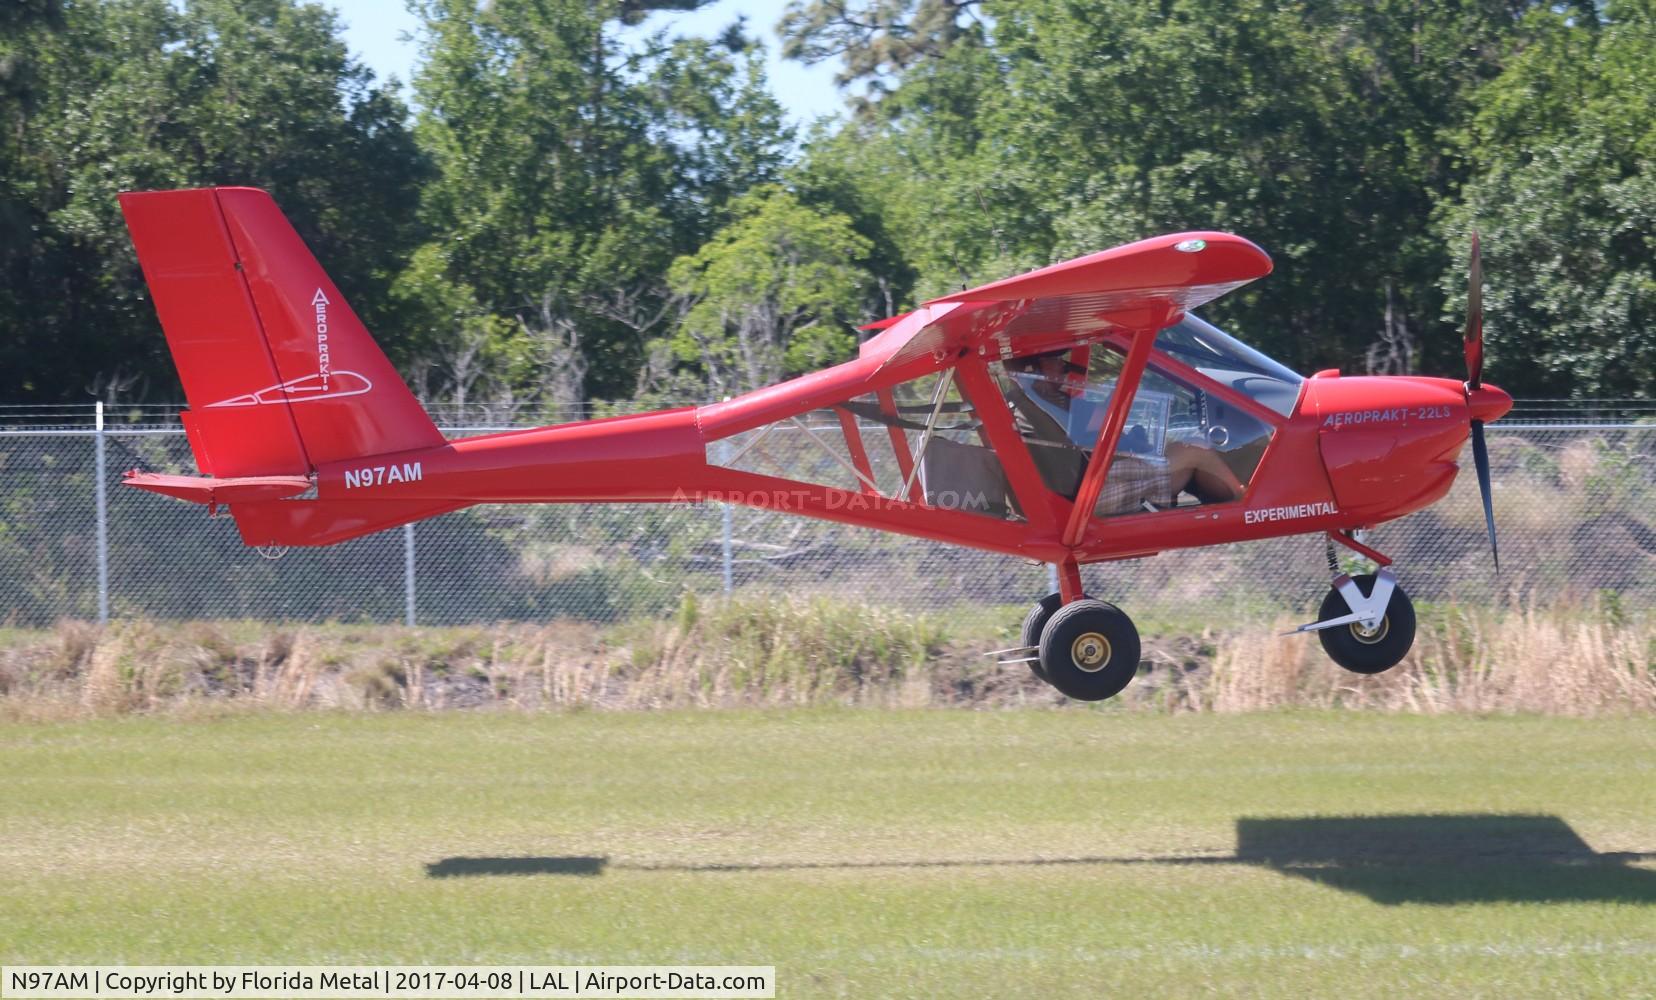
1464, 231, 1484, 390
1470, 418, 1498, 572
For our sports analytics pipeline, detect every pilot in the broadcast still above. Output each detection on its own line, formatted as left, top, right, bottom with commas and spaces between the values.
1003, 350, 1245, 514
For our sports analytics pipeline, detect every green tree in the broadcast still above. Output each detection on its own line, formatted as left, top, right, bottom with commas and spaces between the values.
0, 1, 66, 301
403, 0, 792, 410
1443, 0, 1656, 397
666, 186, 872, 393
778, 0, 984, 111
786, 25, 1004, 316
790, 0, 1529, 376
0, 0, 427, 402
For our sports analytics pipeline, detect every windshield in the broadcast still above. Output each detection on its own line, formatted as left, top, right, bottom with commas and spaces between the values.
1154, 315, 1303, 417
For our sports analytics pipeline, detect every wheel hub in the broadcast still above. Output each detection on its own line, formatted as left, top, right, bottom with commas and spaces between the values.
1071, 631, 1112, 672
1350, 616, 1390, 644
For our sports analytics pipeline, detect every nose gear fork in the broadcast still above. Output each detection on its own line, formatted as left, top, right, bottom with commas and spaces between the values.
1288, 530, 1397, 635
1287, 567, 1397, 635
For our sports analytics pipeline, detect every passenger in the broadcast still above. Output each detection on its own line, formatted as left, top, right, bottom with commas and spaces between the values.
1003, 351, 1245, 513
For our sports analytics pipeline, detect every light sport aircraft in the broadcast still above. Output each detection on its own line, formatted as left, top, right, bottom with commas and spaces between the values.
120, 186, 1511, 701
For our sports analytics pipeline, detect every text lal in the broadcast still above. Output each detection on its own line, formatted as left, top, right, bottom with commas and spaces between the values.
526, 971, 728, 991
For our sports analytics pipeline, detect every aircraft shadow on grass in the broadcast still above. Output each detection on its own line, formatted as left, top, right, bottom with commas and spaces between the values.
426, 814, 1656, 906
1229, 814, 1656, 906
426, 857, 607, 877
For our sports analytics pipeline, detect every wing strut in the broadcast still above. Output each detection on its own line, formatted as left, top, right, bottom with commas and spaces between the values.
899, 368, 956, 499
1062, 328, 1158, 546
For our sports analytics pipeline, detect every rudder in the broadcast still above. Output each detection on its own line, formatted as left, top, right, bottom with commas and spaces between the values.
120, 186, 443, 476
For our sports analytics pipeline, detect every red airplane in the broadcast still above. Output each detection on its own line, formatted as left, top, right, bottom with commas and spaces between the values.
119, 187, 1511, 701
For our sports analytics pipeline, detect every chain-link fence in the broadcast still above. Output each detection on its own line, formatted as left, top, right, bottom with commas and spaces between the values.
1, 403, 1652, 627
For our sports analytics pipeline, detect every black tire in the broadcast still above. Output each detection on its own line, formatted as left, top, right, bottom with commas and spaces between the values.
1020, 593, 1066, 681
1316, 573, 1416, 674
1038, 599, 1141, 702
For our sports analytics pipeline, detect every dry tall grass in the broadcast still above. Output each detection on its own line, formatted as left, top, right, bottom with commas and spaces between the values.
1200, 605, 1656, 715
0, 596, 1649, 719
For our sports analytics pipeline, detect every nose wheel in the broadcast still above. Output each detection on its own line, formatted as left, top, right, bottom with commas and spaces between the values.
1289, 557, 1417, 674
1314, 573, 1416, 674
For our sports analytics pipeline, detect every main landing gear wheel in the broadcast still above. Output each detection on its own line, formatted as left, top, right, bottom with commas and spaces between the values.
1038, 599, 1141, 702
1020, 593, 1066, 681
1317, 573, 1416, 674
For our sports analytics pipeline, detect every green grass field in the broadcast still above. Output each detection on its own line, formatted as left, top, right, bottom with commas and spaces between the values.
3, 710, 1654, 997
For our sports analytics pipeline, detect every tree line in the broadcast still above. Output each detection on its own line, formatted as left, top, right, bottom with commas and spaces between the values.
1, 0, 1650, 409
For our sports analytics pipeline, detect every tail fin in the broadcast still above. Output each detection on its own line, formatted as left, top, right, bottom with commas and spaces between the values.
119, 186, 443, 477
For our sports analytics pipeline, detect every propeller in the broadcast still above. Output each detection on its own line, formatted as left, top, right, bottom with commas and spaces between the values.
1463, 231, 1498, 571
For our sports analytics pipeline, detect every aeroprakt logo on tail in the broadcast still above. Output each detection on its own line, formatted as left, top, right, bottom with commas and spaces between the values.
312, 288, 332, 390
206, 371, 374, 408
202, 287, 369, 407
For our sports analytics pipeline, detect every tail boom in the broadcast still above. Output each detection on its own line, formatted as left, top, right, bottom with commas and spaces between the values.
231, 497, 470, 547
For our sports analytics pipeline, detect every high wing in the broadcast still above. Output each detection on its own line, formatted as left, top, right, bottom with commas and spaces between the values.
859, 232, 1271, 370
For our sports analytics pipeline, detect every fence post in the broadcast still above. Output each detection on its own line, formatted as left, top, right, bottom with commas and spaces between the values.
1047, 562, 1059, 597
716, 437, 734, 594
95, 401, 110, 624
403, 522, 416, 626
722, 503, 734, 594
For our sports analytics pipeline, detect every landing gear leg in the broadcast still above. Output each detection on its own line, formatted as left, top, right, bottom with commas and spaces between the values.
1056, 559, 1085, 604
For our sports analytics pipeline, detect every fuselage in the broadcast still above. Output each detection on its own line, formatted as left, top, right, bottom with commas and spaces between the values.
297, 343, 1512, 566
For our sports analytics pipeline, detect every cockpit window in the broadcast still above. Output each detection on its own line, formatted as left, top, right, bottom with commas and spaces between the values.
1002, 345, 1127, 449
1154, 315, 1303, 417
999, 345, 1126, 499
998, 342, 1275, 518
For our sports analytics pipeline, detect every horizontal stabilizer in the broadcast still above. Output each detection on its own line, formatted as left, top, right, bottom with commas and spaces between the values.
125, 469, 467, 546
124, 471, 312, 507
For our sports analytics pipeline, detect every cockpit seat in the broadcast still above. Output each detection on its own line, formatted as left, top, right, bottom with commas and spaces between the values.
920, 437, 1013, 519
